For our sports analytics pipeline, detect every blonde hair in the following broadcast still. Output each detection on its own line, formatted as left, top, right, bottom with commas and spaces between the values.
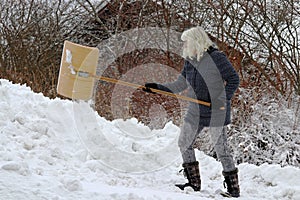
181, 26, 215, 61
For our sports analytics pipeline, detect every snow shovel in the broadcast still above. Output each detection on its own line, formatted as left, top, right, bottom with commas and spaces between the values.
57, 41, 211, 107
57, 40, 99, 100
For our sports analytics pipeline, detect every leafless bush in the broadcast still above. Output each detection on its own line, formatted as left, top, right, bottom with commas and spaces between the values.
207, 0, 299, 97
0, 0, 91, 97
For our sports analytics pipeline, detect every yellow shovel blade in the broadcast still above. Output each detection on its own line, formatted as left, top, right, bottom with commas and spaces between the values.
57, 41, 99, 100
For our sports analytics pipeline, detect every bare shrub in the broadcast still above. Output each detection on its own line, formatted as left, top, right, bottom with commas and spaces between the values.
0, 0, 91, 97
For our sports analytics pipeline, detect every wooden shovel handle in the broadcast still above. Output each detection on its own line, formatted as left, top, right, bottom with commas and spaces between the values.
78, 71, 211, 107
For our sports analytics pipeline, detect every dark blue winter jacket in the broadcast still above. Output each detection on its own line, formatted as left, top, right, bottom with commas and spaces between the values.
158, 48, 240, 127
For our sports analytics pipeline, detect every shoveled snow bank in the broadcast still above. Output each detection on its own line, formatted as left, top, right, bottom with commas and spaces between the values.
0, 79, 299, 200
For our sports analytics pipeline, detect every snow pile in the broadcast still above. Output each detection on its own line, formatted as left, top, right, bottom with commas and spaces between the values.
0, 79, 299, 200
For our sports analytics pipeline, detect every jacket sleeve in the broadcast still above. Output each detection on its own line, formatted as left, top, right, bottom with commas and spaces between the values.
216, 53, 240, 100
158, 60, 188, 93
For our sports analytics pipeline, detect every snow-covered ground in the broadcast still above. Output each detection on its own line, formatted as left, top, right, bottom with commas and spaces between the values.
0, 79, 299, 200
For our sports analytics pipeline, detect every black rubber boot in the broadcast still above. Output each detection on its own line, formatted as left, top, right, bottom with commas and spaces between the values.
175, 161, 201, 191
222, 168, 240, 197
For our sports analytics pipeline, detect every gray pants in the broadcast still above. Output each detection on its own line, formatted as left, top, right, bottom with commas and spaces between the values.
178, 122, 236, 172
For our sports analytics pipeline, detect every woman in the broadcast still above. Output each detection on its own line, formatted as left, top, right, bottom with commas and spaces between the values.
143, 26, 240, 197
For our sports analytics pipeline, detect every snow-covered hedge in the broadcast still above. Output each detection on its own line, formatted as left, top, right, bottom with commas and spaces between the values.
195, 89, 300, 168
